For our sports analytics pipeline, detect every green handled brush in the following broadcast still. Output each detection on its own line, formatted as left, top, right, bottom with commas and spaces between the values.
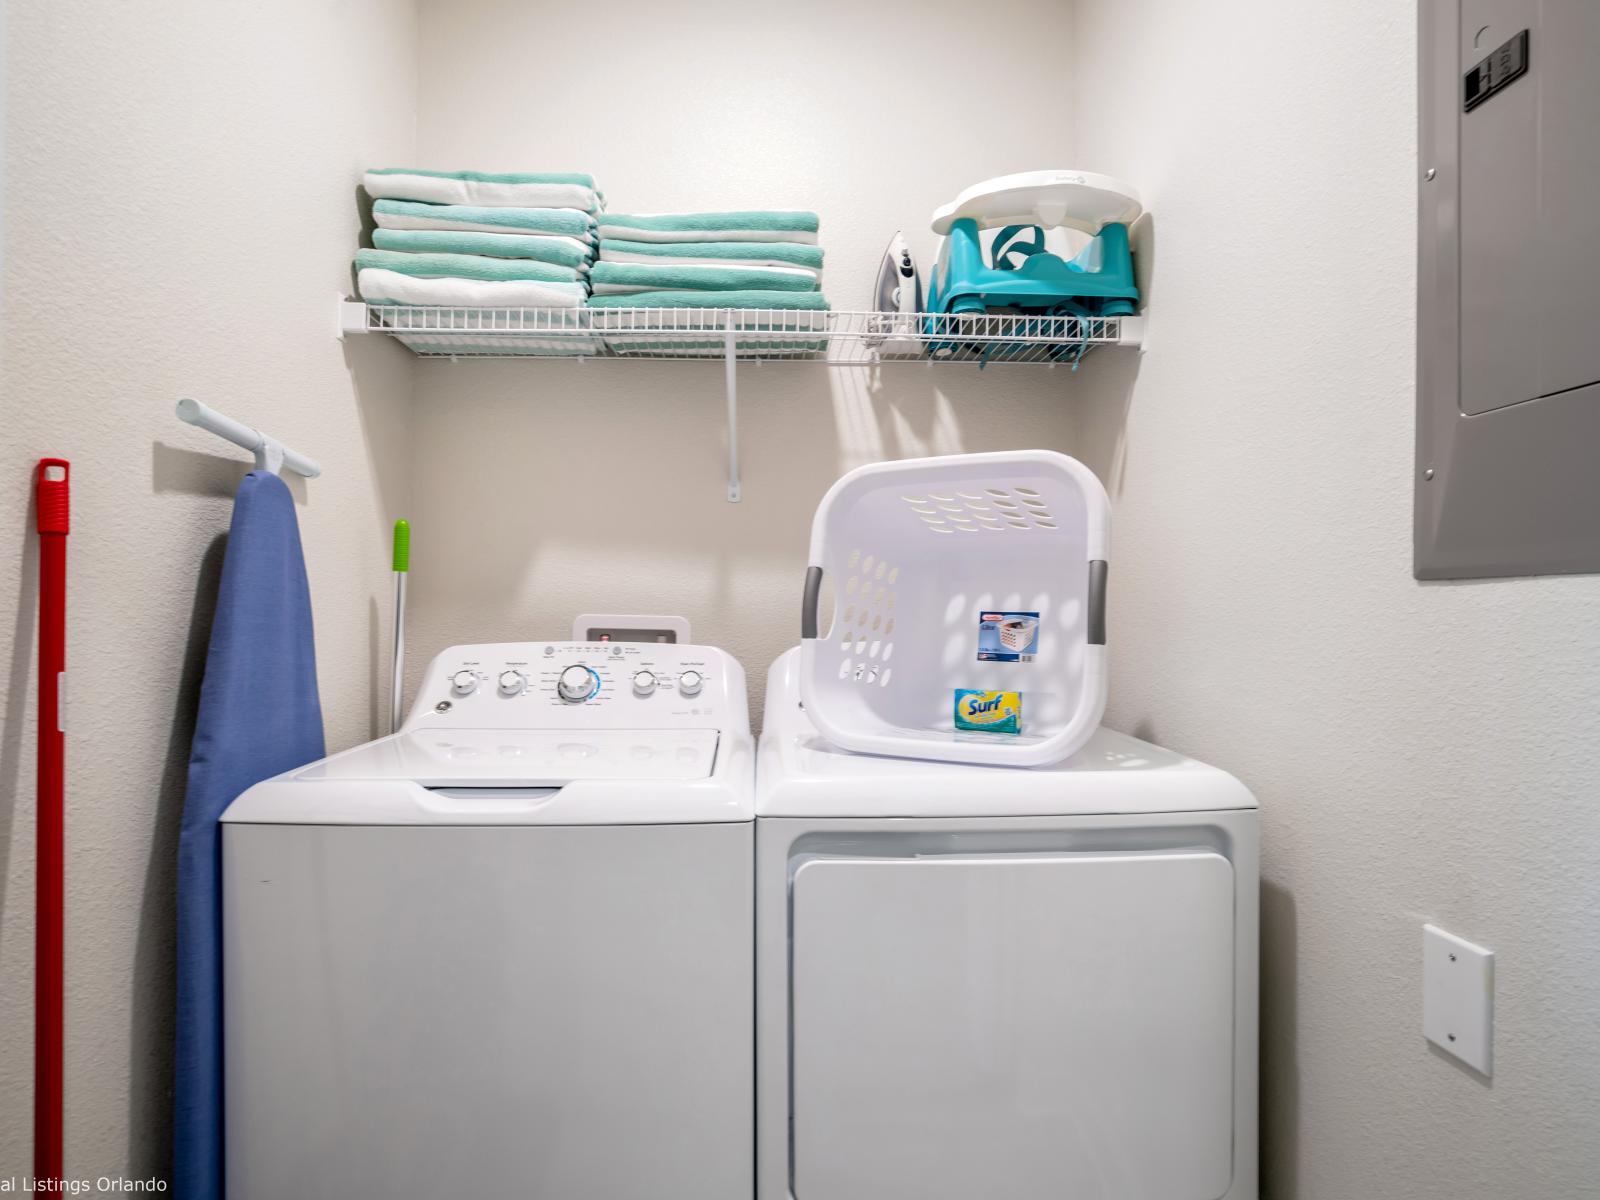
390, 519, 410, 733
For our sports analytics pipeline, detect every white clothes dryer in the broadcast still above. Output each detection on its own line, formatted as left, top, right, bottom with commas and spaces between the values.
222, 639, 753, 1200
756, 648, 1258, 1200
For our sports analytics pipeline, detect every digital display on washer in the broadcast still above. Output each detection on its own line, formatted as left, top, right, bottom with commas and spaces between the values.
581, 626, 678, 644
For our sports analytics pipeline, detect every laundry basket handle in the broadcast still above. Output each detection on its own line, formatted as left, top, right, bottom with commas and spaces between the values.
800, 566, 824, 639
804, 561, 1105, 643
1088, 559, 1108, 645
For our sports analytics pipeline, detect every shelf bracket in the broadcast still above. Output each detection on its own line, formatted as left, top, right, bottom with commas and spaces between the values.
1117, 314, 1147, 350
337, 295, 368, 340
724, 315, 741, 503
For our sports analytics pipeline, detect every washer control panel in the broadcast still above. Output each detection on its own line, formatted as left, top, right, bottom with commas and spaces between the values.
408, 641, 741, 731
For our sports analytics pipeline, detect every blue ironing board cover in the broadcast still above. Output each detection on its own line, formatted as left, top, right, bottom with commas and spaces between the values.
174, 471, 325, 1198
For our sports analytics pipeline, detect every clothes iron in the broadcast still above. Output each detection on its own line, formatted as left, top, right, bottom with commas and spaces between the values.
865, 231, 923, 354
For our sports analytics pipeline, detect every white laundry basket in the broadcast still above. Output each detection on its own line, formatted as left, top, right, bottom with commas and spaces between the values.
799, 450, 1108, 767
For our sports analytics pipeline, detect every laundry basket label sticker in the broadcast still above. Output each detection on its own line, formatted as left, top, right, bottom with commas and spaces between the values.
977, 611, 1039, 662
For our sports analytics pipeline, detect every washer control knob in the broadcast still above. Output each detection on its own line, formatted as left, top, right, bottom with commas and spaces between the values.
497, 670, 526, 697
632, 670, 658, 697
677, 669, 704, 698
450, 669, 478, 696
557, 665, 599, 702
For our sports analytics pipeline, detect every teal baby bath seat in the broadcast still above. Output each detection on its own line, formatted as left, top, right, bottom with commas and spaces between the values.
926, 170, 1143, 323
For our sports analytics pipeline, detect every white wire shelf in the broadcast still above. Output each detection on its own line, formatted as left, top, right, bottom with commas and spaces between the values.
335, 298, 1145, 504
339, 301, 1143, 364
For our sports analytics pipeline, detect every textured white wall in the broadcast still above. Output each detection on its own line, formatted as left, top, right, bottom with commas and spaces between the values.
0, 0, 417, 1178
1068, 3, 1600, 1197
13, 0, 1592, 1191
406, 0, 1082, 710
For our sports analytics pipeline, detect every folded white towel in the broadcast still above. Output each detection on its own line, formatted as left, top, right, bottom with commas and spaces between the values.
597, 225, 818, 245
358, 269, 588, 309
372, 199, 596, 241
598, 246, 821, 282
374, 214, 595, 253
597, 212, 819, 244
588, 262, 820, 294
364, 169, 604, 213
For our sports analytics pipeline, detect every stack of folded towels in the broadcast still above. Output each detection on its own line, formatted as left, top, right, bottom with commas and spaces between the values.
355, 168, 604, 310
586, 211, 829, 315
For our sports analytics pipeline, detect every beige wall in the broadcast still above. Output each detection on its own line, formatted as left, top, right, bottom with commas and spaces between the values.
1068, 3, 1600, 1197
0, 0, 417, 1177
406, 0, 1083, 711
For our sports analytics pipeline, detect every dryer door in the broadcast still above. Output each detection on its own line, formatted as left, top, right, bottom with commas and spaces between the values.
791, 849, 1234, 1200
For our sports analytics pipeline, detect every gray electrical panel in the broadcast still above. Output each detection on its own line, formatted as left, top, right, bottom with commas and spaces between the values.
1416, 0, 1600, 579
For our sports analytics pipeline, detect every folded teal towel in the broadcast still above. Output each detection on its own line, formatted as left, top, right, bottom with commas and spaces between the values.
598, 211, 818, 236
588, 262, 817, 295
599, 239, 824, 269
586, 290, 830, 310
373, 228, 592, 268
354, 248, 582, 284
373, 199, 594, 238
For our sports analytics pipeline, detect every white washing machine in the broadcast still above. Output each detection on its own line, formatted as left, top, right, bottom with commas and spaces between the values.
221, 637, 753, 1200
756, 648, 1258, 1200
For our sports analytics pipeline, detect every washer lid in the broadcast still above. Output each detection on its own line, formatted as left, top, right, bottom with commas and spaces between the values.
296, 728, 719, 786
222, 727, 753, 826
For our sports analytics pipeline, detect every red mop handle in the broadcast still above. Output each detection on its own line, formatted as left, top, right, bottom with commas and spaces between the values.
35, 458, 68, 1186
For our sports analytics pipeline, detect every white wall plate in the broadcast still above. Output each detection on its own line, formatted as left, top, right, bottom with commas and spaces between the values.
1422, 924, 1494, 1076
